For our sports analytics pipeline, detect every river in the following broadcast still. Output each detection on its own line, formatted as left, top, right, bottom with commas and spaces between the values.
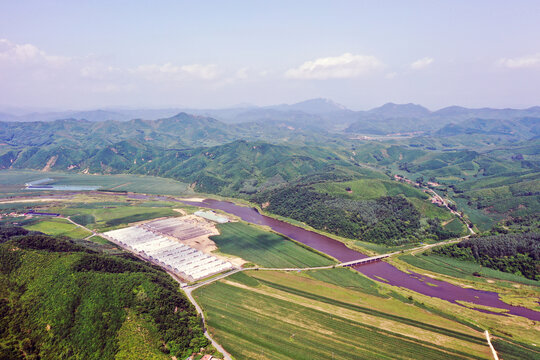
183, 198, 540, 321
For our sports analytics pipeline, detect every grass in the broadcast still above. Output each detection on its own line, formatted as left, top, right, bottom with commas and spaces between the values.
24, 217, 92, 239
443, 218, 466, 233
354, 239, 426, 255
194, 270, 490, 360
210, 222, 335, 268
304, 268, 382, 296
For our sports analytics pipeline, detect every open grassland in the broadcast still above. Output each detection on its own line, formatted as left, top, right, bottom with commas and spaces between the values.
194, 270, 492, 360
0, 169, 193, 196
210, 222, 335, 268
23, 217, 92, 239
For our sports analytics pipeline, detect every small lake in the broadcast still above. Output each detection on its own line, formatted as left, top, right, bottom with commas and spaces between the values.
25, 178, 101, 191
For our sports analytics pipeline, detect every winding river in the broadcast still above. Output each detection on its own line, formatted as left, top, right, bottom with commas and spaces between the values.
184, 198, 540, 321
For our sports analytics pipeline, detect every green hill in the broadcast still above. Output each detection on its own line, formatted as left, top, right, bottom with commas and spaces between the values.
0, 226, 211, 359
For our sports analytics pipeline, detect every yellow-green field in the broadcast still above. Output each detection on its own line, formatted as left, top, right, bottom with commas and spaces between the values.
24, 217, 92, 239
194, 270, 493, 360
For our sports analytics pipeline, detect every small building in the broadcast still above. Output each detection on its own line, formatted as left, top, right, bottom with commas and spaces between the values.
24, 210, 60, 217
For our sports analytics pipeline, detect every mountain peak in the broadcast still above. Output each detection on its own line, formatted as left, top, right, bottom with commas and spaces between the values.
368, 102, 431, 117
267, 98, 349, 114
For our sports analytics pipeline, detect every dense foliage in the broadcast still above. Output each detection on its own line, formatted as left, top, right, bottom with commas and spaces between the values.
0, 225, 208, 359
254, 185, 422, 245
432, 233, 540, 280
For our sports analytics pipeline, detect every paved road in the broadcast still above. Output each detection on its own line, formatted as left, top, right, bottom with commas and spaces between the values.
180, 282, 234, 360
425, 188, 475, 235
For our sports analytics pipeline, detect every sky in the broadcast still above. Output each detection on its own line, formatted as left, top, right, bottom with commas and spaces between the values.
0, 0, 539, 111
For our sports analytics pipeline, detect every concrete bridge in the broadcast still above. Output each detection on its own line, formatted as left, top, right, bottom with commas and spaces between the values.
339, 253, 395, 267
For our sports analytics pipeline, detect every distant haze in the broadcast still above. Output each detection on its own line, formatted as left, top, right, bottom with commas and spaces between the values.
1, 1, 540, 110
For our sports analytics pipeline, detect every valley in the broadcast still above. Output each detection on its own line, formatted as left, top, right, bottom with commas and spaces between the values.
0, 101, 538, 360
1, 167, 538, 359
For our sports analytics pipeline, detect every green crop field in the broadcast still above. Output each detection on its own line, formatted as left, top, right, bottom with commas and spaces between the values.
399, 254, 540, 286
51, 203, 181, 231
194, 270, 490, 360
24, 217, 92, 239
0, 169, 193, 196
210, 222, 335, 268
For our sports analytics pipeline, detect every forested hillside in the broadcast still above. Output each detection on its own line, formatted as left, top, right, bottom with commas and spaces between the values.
253, 173, 464, 245
432, 233, 540, 280
0, 226, 212, 359
1, 112, 538, 235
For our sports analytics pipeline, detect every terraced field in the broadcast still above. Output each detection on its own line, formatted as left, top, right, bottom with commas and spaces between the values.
210, 222, 336, 268
194, 270, 491, 360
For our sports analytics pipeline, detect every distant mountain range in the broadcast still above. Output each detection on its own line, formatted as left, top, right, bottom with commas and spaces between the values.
1, 98, 539, 137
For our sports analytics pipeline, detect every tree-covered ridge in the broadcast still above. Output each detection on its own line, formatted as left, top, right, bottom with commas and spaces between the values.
0, 225, 211, 359
254, 185, 426, 245
432, 233, 540, 280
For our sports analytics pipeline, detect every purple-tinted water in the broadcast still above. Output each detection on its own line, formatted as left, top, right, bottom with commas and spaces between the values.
186, 198, 540, 321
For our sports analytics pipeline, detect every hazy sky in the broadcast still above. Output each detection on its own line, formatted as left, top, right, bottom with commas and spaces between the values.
1, 0, 539, 110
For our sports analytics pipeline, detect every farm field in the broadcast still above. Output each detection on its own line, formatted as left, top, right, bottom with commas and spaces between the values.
193, 270, 492, 360
210, 222, 336, 268
398, 254, 540, 287
0, 169, 193, 196
43, 197, 187, 231
23, 217, 92, 239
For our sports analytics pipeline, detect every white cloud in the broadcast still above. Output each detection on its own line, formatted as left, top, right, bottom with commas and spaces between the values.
133, 63, 218, 80
180, 64, 218, 80
285, 53, 383, 80
0, 38, 70, 66
385, 72, 397, 79
235, 67, 249, 80
410, 57, 434, 70
497, 54, 540, 69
